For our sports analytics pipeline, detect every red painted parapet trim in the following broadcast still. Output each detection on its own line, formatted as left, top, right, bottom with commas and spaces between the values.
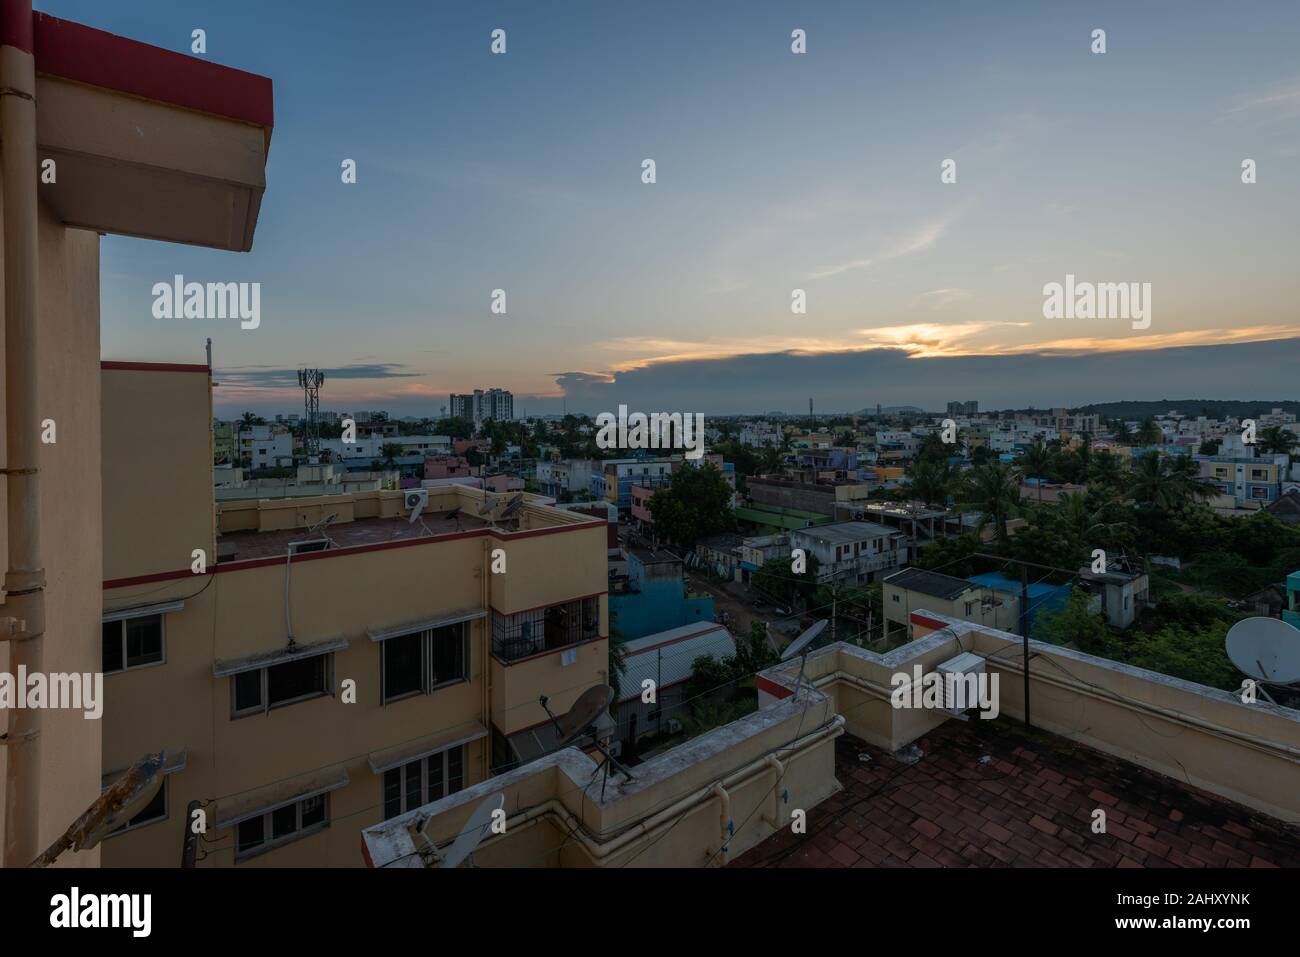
101, 360, 211, 374
756, 673, 793, 700
1, 0, 33, 53
910, 611, 947, 632
32, 12, 273, 129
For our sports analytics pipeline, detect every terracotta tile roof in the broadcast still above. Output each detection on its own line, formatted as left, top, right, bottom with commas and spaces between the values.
730, 720, 1300, 868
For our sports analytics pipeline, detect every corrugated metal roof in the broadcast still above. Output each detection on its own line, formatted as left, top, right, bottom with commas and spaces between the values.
617, 622, 736, 704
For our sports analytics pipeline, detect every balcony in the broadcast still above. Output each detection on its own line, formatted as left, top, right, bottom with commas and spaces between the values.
491, 597, 601, 662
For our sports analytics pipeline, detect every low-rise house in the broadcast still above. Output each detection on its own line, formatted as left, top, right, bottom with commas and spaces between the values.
612, 622, 737, 749
1078, 560, 1149, 629
882, 568, 1018, 640
788, 521, 907, 585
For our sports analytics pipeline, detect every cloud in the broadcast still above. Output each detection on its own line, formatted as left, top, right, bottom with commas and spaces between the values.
215, 363, 423, 390
1222, 76, 1300, 122
910, 288, 975, 310
805, 213, 957, 281
547, 336, 1300, 415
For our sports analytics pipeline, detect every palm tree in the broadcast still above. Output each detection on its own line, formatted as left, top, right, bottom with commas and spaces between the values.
1086, 450, 1125, 494
957, 462, 1022, 546
1258, 425, 1299, 456
1128, 452, 1177, 509
1020, 438, 1052, 501
1109, 418, 1135, 444
1165, 454, 1220, 504
380, 442, 402, 467
907, 458, 954, 507
1135, 417, 1162, 446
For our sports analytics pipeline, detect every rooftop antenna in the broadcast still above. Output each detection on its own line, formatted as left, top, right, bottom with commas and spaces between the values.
298, 368, 326, 459
781, 619, 828, 700
539, 684, 632, 800
1225, 617, 1300, 705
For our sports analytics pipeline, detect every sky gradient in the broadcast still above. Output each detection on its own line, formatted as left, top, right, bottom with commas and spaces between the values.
44, 0, 1300, 415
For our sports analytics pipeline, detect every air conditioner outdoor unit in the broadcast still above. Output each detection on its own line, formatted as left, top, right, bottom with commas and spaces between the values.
404, 487, 429, 524
666, 719, 684, 734
607, 740, 623, 758
935, 651, 986, 717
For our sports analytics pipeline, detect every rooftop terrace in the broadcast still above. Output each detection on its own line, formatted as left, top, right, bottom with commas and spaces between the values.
215, 485, 598, 563
731, 721, 1300, 868
217, 511, 489, 562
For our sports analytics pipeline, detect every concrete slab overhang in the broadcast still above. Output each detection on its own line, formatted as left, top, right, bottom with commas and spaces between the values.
27, 13, 273, 251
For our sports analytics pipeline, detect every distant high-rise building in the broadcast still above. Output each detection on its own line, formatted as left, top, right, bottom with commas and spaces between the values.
947, 400, 978, 417
450, 388, 514, 423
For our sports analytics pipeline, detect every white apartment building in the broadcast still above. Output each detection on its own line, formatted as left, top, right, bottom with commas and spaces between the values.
536, 458, 595, 498
238, 425, 295, 468
319, 434, 451, 460
788, 521, 908, 585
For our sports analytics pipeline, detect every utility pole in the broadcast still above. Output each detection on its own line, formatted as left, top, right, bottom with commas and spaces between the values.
970, 553, 1081, 732
181, 799, 202, 868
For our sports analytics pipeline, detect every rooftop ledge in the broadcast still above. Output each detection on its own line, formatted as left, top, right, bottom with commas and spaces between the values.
29, 13, 273, 250
362, 610, 1300, 868
216, 485, 602, 565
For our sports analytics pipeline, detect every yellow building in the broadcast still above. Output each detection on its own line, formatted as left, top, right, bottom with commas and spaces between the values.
0, 6, 271, 867
101, 365, 609, 866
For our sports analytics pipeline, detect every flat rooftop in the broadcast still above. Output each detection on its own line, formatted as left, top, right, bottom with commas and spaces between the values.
731, 720, 1300, 868
217, 511, 489, 562
793, 521, 896, 544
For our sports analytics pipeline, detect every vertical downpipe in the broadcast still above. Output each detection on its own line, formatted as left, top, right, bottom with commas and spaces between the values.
1, 0, 45, 868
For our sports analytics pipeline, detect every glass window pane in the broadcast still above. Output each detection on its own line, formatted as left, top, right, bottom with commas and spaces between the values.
125, 616, 163, 667
234, 670, 262, 713
428, 753, 444, 802
447, 746, 464, 794
267, 654, 326, 706
404, 760, 421, 810
237, 816, 265, 852
300, 794, 325, 828
383, 634, 423, 700
102, 622, 124, 673
383, 769, 402, 820
429, 624, 465, 686
128, 779, 167, 828
271, 803, 297, 839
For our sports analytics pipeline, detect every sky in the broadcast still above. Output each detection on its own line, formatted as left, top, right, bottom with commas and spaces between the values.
42, 0, 1300, 416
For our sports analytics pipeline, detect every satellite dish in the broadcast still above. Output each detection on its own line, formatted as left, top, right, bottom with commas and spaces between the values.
1226, 617, 1300, 685
500, 494, 525, 520
551, 684, 614, 748
439, 792, 505, 869
445, 506, 461, 521
781, 619, 828, 661
477, 496, 497, 517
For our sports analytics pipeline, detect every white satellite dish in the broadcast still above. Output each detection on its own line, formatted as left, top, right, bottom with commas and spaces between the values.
1225, 617, 1300, 685
782, 619, 828, 661
439, 792, 505, 869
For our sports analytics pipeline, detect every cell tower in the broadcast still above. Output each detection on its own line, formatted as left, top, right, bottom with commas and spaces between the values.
298, 368, 325, 458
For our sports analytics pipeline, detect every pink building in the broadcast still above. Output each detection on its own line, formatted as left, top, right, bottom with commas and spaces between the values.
424, 454, 473, 480
631, 484, 655, 526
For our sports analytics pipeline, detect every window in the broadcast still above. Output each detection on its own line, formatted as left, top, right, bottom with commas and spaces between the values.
108, 778, 168, 835
235, 793, 329, 860
891, 593, 901, 603
102, 615, 164, 674
231, 653, 332, 717
381, 623, 470, 704
382, 746, 466, 820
